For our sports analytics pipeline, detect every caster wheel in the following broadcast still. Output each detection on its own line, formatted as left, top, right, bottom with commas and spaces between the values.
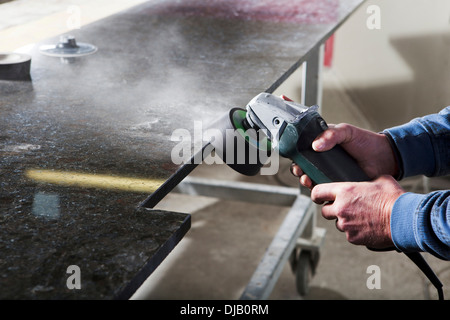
295, 250, 320, 296
295, 250, 313, 296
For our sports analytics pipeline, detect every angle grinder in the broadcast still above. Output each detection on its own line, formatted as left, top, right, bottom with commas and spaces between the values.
210, 92, 368, 183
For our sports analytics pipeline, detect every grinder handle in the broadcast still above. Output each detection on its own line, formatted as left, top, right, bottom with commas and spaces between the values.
279, 111, 370, 185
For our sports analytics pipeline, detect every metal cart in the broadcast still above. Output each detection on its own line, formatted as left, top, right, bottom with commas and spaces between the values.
173, 174, 326, 299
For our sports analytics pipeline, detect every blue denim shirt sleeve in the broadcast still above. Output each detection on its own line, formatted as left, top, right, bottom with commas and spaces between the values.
390, 191, 450, 260
383, 106, 450, 179
383, 107, 450, 260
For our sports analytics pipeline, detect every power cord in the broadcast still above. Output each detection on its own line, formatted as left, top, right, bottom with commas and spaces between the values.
405, 252, 444, 300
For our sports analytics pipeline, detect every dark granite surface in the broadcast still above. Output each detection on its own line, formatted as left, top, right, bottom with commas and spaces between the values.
0, 0, 364, 299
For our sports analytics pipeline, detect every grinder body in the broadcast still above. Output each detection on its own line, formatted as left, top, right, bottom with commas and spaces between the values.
221, 92, 369, 183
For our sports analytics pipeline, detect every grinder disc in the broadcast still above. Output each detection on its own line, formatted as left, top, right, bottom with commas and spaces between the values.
208, 108, 271, 176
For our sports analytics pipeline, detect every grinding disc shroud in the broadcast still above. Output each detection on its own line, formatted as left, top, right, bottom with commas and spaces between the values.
208, 108, 271, 176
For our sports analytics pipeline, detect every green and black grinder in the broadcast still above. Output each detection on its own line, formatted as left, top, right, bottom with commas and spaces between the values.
211, 92, 369, 184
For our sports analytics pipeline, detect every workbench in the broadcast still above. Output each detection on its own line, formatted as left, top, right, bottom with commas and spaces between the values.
0, 0, 365, 299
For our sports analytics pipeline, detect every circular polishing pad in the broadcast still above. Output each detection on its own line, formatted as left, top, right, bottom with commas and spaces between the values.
208, 108, 271, 176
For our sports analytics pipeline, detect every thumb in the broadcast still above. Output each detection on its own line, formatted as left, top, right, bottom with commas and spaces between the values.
312, 123, 354, 152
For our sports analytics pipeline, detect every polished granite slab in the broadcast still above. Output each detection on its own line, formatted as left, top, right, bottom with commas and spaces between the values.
0, 0, 364, 299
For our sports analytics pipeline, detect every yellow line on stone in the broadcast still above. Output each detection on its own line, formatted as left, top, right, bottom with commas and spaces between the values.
26, 169, 165, 193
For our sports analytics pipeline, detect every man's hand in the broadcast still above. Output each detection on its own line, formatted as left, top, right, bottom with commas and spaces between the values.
310, 175, 405, 249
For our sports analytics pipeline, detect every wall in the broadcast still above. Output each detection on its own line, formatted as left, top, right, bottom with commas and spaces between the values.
332, 0, 450, 130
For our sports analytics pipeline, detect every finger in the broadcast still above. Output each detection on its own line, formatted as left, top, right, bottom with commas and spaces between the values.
320, 201, 337, 220
335, 219, 344, 232
290, 163, 314, 189
299, 175, 313, 189
310, 183, 338, 204
290, 163, 303, 177
312, 123, 354, 152
290, 164, 312, 189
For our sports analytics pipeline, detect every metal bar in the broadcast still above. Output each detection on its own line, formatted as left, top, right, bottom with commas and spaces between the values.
301, 43, 324, 108
240, 195, 314, 300
174, 176, 300, 206
296, 227, 327, 252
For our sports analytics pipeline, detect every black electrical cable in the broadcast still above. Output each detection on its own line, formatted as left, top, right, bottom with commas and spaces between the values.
405, 252, 444, 300
368, 247, 443, 299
